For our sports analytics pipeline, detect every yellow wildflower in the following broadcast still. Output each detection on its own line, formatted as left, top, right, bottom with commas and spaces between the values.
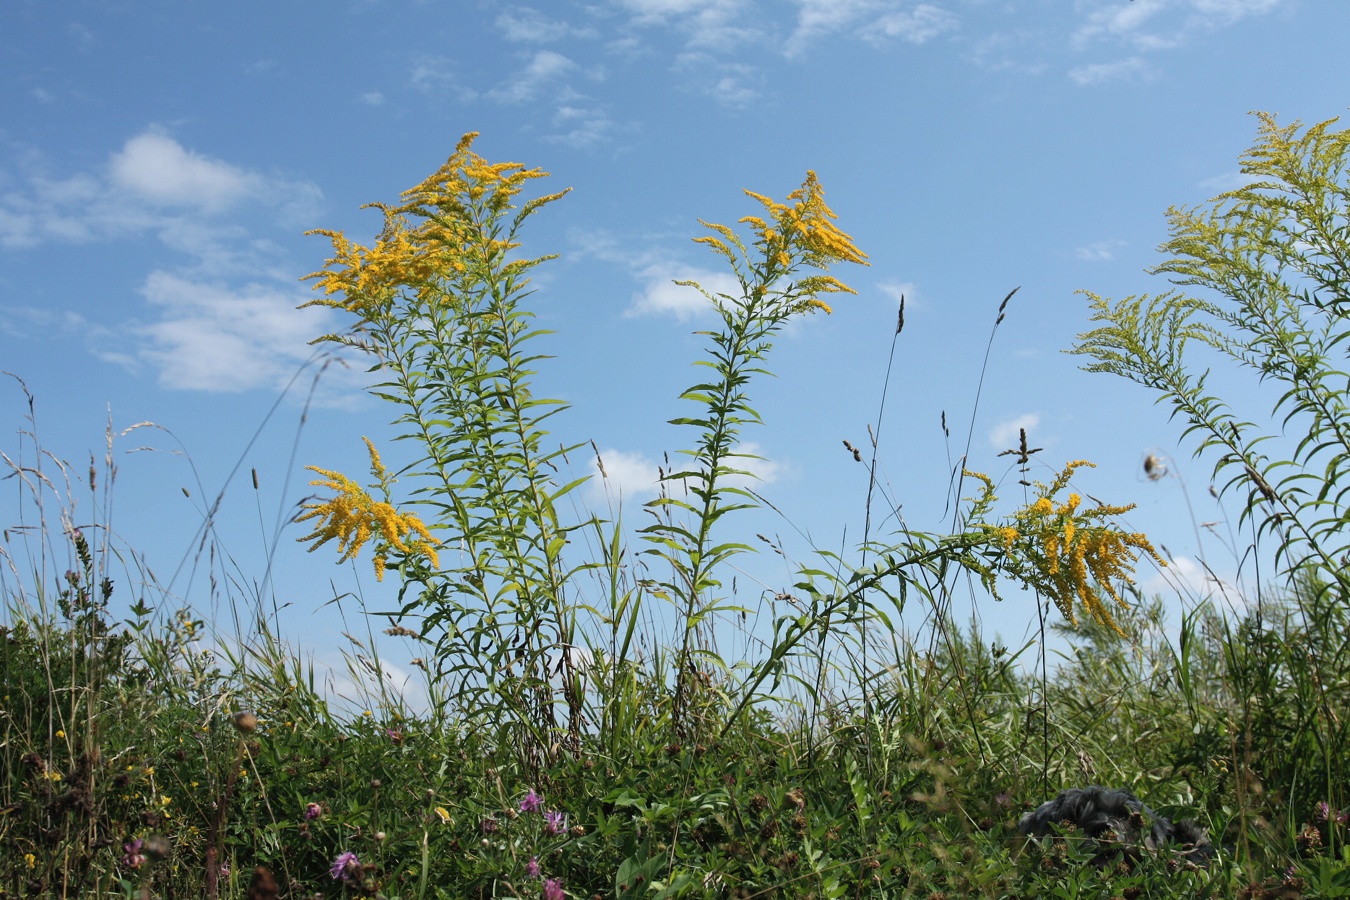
24, 853, 36, 870
695, 171, 868, 318
55, 729, 65, 739
303, 132, 569, 327
434, 806, 452, 824
1003, 461, 1165, 635
297, 438, 440, 580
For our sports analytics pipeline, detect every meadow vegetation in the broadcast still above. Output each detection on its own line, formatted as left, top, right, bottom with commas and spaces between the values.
4, 114, 1350, 898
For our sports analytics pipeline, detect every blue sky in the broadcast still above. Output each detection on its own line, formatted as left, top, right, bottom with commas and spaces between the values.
2, 0, 1346, 699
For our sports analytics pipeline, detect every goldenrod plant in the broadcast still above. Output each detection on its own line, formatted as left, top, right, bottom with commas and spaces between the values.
303, 134, 584, 763
1074, 112, 1350, 843
300, 136, 1160, 758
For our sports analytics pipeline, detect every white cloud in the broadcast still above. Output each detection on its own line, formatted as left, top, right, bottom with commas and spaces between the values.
709, 74, 758, 106
359, 91, 385, 105
625, 262, 740, 321
0, 131, 335, 395
1137, 554, 1251, 609
966, 30, 1048, 75
588, 447, 662, 504
1190, 0, 1282, 27
615, 0, 756, 50
877, 279, 916, 306
548, 105, 615, 148
721, 441, 785, 489
136, 272, 334, 393
786, 0, 955, 57
586, 442, 782, 507
570, 229, 745, 320
489, 50, 580, 103
1072, 0, 1169, 49
409, 56, 479, 100
1069, 56, 1151, 86
0, 130, 320, 249
988, 413, 1040, 451
496, 7, 595, 42
673, 53, 761, 107
110, 130, 262, 211
1075, 238, 1127, 261
868, 4, 958, 46
1070, 0, 1282, 60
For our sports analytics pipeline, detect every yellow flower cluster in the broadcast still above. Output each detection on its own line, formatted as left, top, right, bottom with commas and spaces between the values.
1003, 461, 1165, 635
302, 132, 568, 321
694, 171, 868, 315
296, 438, 439, 581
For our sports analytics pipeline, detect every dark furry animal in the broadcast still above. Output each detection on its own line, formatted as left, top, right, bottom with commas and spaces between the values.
1018, 786, 1213, 868
247, 866, 279, 900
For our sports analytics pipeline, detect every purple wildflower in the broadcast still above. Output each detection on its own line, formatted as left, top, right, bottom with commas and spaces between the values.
526, 857, 541, 879
520, 789, 543, 813
481, 815, 499, 833
385, 728, 404, 745
1317, 801, 1331, 822
304, 802, 323, 820
122, 838, 146, 869
329, 851, 360, 881
542, 877, 564, 900
544, 809, 565, 836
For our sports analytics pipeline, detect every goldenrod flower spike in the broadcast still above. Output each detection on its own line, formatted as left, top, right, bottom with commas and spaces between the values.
301, 132, 568, 327
296, 438, 440, 581
1000, 461, 1166, 635
693, 170, 868, 317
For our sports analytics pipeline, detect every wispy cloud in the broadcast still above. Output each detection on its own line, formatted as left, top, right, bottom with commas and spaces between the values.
489, 50, 582, 103
988, 413, 1040, 452
625, 262, 736, 320
547, 104, 615, 147
571, 228, 741, 321
110, 129, 266, 212
496, 7, 597, 43
0, 128, 320, 249
1070, 0, 1284, 64
785, 0, 956, 57
1190, 0, 1282, 27
1069, 55, 1151, 86
0, 129, 333, 394
409, 56, 479, 100
625, 256, 752, 320
614, 0, 757, 51
673, 53, 761, 107
877, 279, 916, 306
136, 272, 335, 393
1072, 0, 1171, 50
588, 447, 662, 504
586, 441, 783, 507
1075, 238, 1127, 261
867, 4, 959, 46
